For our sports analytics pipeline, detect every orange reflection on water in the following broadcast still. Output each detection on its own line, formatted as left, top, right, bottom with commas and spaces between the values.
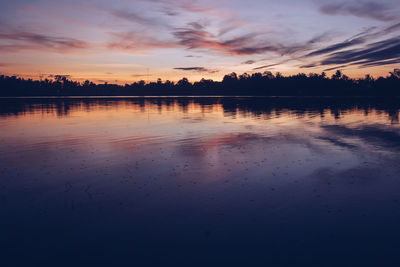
1, 97, 399, 186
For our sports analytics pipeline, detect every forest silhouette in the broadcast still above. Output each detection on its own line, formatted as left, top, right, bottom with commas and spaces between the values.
1, 69, 400, 96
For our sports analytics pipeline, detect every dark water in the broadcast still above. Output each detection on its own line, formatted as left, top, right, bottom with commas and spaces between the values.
1, 97, 400, 266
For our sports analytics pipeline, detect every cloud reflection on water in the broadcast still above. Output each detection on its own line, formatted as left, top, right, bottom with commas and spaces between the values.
1, 97, 400, 265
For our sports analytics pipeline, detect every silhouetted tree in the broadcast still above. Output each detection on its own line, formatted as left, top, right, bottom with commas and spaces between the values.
332, 70, 342, 80
1, 69, 400, 97
176, 78, 191, 89
390, 69, 400, 79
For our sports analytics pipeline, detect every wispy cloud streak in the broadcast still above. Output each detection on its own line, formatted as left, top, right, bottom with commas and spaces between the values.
319, 1, 396, 21
0, 31, 90, 52
174, 67, 219, 73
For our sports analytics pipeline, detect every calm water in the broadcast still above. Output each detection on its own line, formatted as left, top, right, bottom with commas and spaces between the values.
1, 97, 400, 266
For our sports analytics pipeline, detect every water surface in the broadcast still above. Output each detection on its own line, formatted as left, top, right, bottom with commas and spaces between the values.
1, 97, 400, 266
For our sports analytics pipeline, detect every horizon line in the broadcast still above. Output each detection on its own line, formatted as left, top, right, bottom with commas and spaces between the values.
2, 69, 399, 85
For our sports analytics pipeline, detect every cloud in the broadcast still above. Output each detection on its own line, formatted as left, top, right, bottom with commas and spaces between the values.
359, 58, 400, 68
323, 65, 348, 71
172, 26, 290, 56
188, 21, 206, 30
177, 2, 213, 14
301, 23, 400, 69
307, 32, 336, 44
383, 23, 400, 34
162, 7, 179, 16
109, 26, 294, 57
319, 1, 396, 21
107, 31, 176, 52
300, 63, 318, 69
252, 63, 281, 70
173, 67, 219, 73
320, 37, 400, 66
106, 2, 332, 58
111, 10, 155, 25
107, 1, 316, 57
107, 2, 400, 62
0, 31, 90, 52
304, 24, 399, 58
174, 67, 206, 71
109, 9, 170, 28
131, 74, 153, 77
306, 37, 365, 57
242, 60, 256, 65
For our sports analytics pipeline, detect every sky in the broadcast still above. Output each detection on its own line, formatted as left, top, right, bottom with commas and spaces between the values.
0, 0, 399, 84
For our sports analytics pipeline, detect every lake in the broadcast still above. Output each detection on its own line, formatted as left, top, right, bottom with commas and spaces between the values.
1, 97, 400, 266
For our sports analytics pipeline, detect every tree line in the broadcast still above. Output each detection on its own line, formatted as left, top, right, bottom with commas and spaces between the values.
1, 69, 399, 96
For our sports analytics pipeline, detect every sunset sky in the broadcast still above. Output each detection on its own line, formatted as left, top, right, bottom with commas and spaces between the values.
0, 0, 399, 84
